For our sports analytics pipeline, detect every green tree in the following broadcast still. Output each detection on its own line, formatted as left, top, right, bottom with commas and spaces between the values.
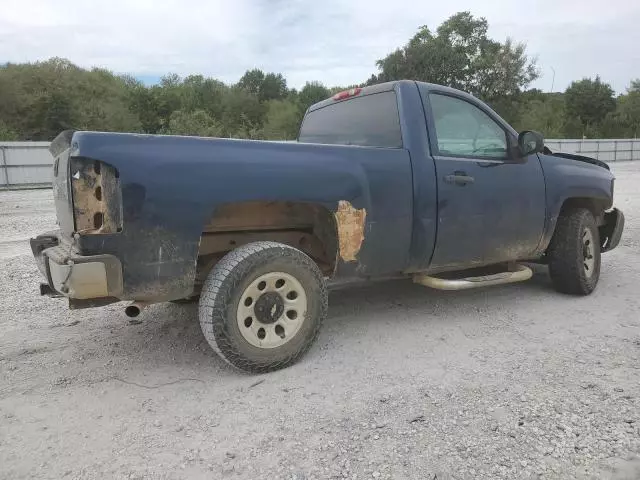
0, 73, 21, 135
28, 92, 77, 140
161, 109, 223, 137
221, 87, 265, 137
0, 58, 82, 139
180, 75, 227, 119
0, 120, 18, 140
615, 80, 640, 137
0, 58, 140, 139
4, 52, 640, 142
298, 82, 331, 113
604, 87, 640, 138
124, 77, 163, 133
514, 92, 566, 139
260, 73, 288, 101
74, 68, 142, 133
372, 12, 538, 104
600, 112, 626, 138
238, 69, 287, 101
152, 74, 184, 127
564, 77, 615, 136
238, 69, 265, 95
261, 100, 301, 140
563, 116, 586, 139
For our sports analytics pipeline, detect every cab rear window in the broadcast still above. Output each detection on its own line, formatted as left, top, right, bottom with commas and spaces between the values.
298, 91, 402, 148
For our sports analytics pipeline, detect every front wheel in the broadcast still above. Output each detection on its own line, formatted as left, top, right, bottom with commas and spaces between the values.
198, 242, 327, 373
547, 208, 601, 295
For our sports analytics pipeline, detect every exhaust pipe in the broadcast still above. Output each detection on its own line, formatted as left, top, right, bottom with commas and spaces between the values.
125, 301, 148, 318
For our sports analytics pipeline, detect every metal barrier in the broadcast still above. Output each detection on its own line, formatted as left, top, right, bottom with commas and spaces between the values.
0, 142, 53, 188
546, 139, 640, 162
1, 138, 638, 189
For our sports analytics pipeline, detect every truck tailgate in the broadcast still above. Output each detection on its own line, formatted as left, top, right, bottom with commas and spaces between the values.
51, 147, 75, 236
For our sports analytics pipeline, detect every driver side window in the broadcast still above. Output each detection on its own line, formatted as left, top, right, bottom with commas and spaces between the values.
429, 93, 508, 159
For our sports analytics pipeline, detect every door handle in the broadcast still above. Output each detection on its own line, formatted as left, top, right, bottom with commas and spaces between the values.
444, 172, 475, 185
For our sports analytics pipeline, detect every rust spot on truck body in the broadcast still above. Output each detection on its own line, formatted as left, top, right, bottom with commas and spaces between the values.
334, 200, 366, 262
200, 201, 339, 277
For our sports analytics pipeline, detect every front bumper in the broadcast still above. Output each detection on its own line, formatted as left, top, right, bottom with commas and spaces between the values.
30, 232, 123, 301
600, 208, 624, 252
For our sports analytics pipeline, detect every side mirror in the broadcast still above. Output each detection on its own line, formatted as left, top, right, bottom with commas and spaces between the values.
518, 130, 544, 156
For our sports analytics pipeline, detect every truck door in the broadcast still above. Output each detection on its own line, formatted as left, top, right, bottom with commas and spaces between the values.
421, 89, 546, 270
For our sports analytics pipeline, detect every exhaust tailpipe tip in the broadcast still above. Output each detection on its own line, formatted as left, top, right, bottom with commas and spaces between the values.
125, 301, 148, 318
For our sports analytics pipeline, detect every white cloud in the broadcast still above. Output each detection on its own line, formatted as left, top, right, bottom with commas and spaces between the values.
0, 0, 638, 92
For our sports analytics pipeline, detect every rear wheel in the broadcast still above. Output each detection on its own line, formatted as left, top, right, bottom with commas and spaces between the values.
198, 242, 327, 373
547, 208, 601, 295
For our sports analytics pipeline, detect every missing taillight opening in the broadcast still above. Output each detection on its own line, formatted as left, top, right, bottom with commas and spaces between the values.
70, 158, 123, 234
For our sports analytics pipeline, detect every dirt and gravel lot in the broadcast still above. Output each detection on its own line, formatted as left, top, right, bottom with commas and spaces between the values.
1, 163, 639, 480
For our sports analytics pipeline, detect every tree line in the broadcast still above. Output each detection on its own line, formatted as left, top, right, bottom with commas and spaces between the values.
1, 12, 639, 142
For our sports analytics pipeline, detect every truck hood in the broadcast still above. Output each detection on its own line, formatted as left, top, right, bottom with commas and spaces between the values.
542, 146, 610, 171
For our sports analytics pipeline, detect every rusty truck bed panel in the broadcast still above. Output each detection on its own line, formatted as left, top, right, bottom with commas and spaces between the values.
62, 132, 413, 301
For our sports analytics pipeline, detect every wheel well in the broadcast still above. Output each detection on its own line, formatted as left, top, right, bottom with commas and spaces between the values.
560, 197, 608, 225
195, 201, 338, 289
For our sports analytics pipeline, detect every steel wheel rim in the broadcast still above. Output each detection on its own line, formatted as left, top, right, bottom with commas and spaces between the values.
236, 272, 307, 349
582, 228, 595, 278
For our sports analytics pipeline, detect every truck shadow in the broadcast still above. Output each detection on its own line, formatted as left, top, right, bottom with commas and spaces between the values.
30, 262, 569, 388
326, 264, 553, 327
136, 265, 555, 370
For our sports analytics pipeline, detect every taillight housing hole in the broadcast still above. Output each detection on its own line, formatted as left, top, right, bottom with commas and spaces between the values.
93, 212, 103, 229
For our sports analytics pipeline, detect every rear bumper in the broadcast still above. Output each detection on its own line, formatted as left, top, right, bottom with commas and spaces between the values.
30, 232, 123, 301
600, 208, 624, 252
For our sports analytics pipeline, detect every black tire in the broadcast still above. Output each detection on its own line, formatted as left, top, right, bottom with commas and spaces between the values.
547, 208, 601, 295
198, 241, 327, 373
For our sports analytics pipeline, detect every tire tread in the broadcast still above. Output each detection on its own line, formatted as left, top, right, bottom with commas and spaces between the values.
547, 208, 600, 295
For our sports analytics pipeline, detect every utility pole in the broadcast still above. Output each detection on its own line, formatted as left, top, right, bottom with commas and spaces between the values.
550, 67, 556, 93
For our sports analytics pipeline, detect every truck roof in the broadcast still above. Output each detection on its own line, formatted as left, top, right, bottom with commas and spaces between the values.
307, 80, 479, 113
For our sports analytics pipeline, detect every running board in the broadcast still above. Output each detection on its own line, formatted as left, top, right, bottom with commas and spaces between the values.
413, 264, 533, 291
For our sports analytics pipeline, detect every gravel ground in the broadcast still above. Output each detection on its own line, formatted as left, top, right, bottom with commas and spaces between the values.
1, 163, 640, 480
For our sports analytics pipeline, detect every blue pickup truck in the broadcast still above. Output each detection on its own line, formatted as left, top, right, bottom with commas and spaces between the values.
32, 80, 624, 372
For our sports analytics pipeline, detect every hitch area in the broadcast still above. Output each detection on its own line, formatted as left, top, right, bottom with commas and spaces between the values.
413, 264, 533, 291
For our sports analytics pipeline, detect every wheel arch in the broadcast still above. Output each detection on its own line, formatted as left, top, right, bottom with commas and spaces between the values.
194, 201, 339, 292
559, 197, 609, 225
538, 195, 611, 254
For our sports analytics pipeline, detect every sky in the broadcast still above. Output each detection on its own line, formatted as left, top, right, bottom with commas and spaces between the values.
1, 0, 639, 93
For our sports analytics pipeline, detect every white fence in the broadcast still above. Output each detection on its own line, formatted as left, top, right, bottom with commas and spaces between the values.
1, 138, 639, 189
546, 139, 640, 162
0, 142, 53, 188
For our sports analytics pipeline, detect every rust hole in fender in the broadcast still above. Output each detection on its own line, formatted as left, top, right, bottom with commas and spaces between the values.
93, 212, 103, 229
334, 200, 367, 262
